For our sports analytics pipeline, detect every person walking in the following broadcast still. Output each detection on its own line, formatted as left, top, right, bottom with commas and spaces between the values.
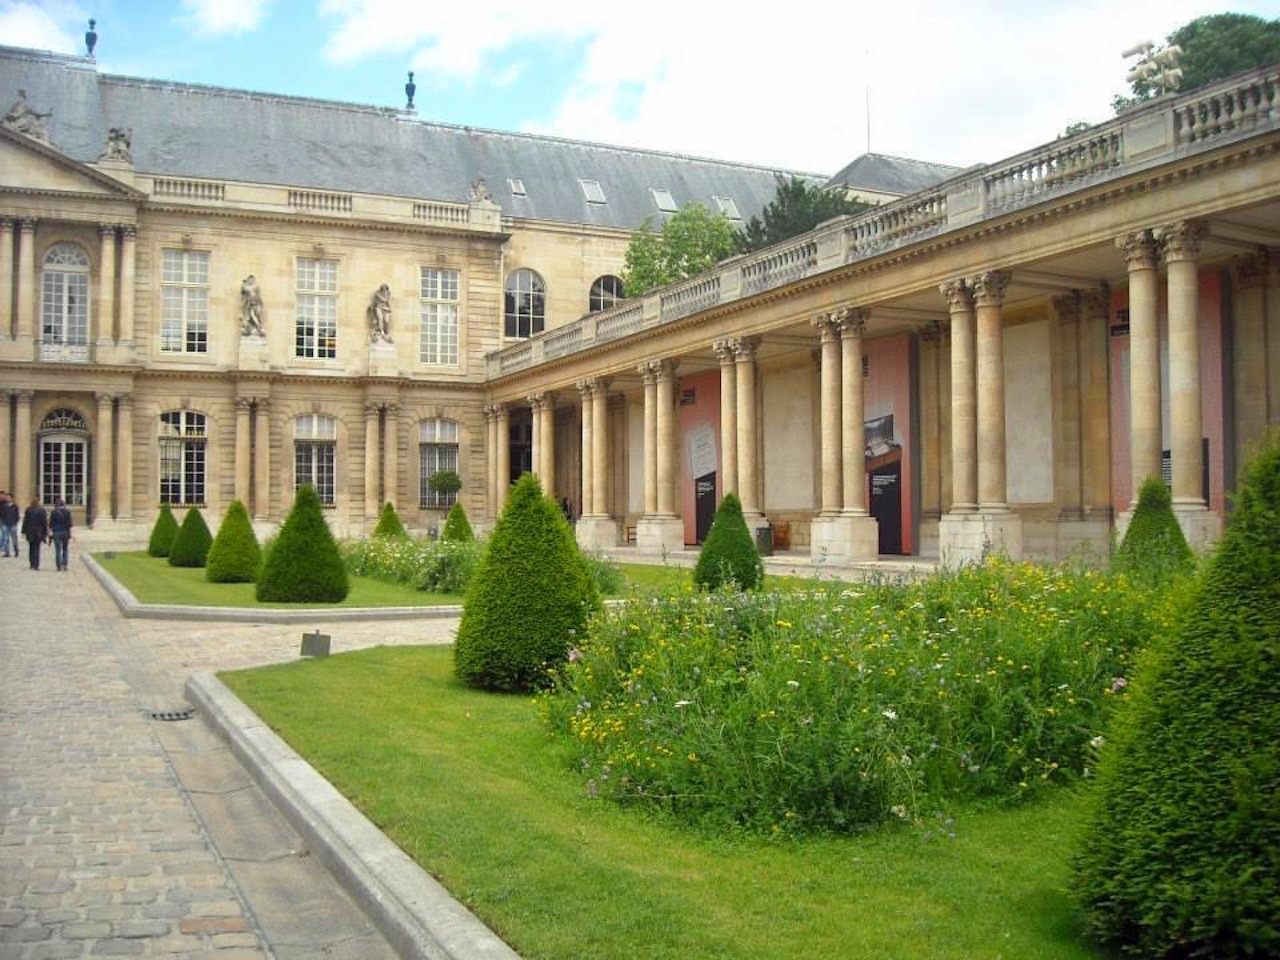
49, 498, 73, 571
20, 497, 49, 571
0, 491, 19, 557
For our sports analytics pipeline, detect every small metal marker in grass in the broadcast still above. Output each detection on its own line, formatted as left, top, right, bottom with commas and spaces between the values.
300, 629, 331, 658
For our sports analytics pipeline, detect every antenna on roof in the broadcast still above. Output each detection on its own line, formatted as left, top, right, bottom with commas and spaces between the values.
864, 47, 872, 155
85, 19, 98, 59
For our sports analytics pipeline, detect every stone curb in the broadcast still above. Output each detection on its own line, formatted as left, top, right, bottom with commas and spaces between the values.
186, 671, 522, 960
83, 553, 464, 622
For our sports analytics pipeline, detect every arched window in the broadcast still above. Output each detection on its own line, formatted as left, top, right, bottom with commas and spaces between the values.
589, 275, 624, 313
159, 410, 207, 505
294, 414, 337, 504
504, 268, 545, 338
40, 408, 88, 506
41, 242, 90, 360
419, 418, 460, 509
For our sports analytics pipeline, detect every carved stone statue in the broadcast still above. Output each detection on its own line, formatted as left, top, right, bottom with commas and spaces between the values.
3, 89, 52, 144
99, 127, 132, 163
239, 275, 265, 337
469, 177, 492, 204
369, 283, 392, 342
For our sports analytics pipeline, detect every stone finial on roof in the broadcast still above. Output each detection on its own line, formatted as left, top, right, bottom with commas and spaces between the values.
86, 20, 98, 58
3, 89, 52, 144
404, 71, 416, 111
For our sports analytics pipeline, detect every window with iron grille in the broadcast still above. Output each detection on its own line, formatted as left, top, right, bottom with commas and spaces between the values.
419, 267, 459, 365
419, 418, 460, 508
160, 249, 209, 353
294, 414, 337, 504
159, 410, 207, 504
296, 258, 338, 358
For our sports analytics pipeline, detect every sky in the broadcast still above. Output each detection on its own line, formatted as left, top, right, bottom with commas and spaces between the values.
3, 0, 1279, 176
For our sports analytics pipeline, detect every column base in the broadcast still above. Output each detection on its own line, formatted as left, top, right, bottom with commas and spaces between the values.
938, 510, 1024, 566
1020, 518, 1112, 563
1174, 505, 1222, 551
635, 515, 685, 553
576, 515, 620, 551
809, 514, 880, 565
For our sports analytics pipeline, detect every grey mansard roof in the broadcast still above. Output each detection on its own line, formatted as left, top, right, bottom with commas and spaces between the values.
825, 153, 963, 196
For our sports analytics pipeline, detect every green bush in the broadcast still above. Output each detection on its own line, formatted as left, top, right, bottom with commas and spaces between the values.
455, 473, 600, 692
583, 551, 625, 595
205, 500, 262, 583
1112, 475, 1194, 586
693, 493, 762, 591
256, 485, 349, 602
1076, 442, 1280, 958
147, 503, 179, 557
343, 535, 482, 594
441, 501, 474, 542
373, 501, 407, 539
168, 507, 213, 568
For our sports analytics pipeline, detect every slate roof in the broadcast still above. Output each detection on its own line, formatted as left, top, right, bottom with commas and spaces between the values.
825, 152, 963, 196
0, 45, 842, 230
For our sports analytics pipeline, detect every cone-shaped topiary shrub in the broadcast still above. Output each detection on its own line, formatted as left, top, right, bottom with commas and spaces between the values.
147, 503, 179, 557
693, 493, 763, 591
205, 500, 262, 583
373, 501, 407, 539
256, 484, 349, 602
1075, 440, 1280, 958
168, 507, 213, 567
1112, 475, 1195, 586
441, 500, 473, 542
455, 473, 599, 692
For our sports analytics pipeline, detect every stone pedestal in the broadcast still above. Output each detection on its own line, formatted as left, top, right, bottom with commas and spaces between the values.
0, 335, 33, 362
368, 340, 398, 377
635, 516, 684, 554
1174, 506, 1222, 552
938, 511, 1023, 566
809, 514, 879, 564
576, 515, 620, 551
237, 335, 270, 371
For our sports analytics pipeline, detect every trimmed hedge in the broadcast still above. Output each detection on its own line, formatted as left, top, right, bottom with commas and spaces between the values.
693, 493, 762, 591
256, 485, 349, 602
373, 501, 407, 539
205, 500, 262, 583
168, 508, 213, 568
455, 473, 600, 692
441, 501, 473, 542
1112, 475, 1194, 586
147, 503, 179, 557
1076, 441, 1280, 958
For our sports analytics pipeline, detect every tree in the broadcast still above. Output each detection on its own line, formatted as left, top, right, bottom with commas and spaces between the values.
256, 485, 349, 602
621, 204, 741, 297
693, 493, 763, 591
168, 507, 213, 568
373, 501, 407, 539
147, 503, 179, 558
441, 501, 474, 542
1111, 476, 1194, 587
206, 500, 262, 583
427, 470, 462, 505
739, 177, 871, 253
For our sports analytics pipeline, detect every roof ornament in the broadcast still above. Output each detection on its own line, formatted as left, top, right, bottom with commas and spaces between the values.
3, 89, 53, 145
99, 127, 132, 164
85, 19, 98, 58
404, 71, 416, 111
469, 177, 493, 204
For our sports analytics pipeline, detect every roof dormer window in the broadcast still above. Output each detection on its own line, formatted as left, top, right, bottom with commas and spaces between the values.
651, 188, 678, 213
579, 179, 606, 204
508, 178, 527, 197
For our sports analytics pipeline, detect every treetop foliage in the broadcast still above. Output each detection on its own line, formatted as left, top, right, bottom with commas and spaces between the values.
739, 176, 871, 253
621, 203, 741, 297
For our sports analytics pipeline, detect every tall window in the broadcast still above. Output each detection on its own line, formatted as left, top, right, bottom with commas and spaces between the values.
160, 249, 210, 353
419, 418, 459, 508
159, 410, 207, 505
296, 258, 338, 359
39, 408, 88, 507
419, 267, 459, 365
589, 275, 624, 313
504, 268, 545, 338
295, 414, 337, 505
41, 243, 90, 360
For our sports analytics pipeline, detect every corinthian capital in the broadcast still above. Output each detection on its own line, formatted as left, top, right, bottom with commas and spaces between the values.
1117, 231, 1158, 271
1051, 292, 1082, 323
939, 279, 973, 313
1233, 251, 1270, 290
969, 270, 1011, 307
712, 338, 737, 364
1155, 220, 1205, 263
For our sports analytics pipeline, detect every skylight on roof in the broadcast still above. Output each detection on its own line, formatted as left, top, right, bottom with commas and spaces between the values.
651, 188, 678, 213
579, 179, 607, 204
509, 178, 527, 197
714, 195, 741, 220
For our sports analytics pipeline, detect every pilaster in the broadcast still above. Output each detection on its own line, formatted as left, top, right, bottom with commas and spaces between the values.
383, 404, 399, 510
118, 227, 136, 351
13, 391, 32, 502
1080, 286, 1113, 521
15, 219, 36, 354
1051, 292, 1083, 520
364, 402, 381, 519
0, 218, 14, 340
115, 395, 134, 520
234, 398, 253, 507
252, 400, 270, 520
97, 225, 117, 350
1232, 252, 1270, 465
95, 393, 114, 523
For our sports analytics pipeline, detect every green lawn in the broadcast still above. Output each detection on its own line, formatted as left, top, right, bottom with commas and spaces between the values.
222, 645, 1105, 960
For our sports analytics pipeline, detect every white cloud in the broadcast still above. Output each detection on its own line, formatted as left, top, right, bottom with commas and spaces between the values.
0, 0, 85, 55
179, 0, 272, 37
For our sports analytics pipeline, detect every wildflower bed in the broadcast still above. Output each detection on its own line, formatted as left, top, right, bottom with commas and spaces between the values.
543, 558, 1177, 834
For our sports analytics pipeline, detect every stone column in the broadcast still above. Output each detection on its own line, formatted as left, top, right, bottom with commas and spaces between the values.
496, 404, 510, 511
1052, 292, 1084, 520
577, 382, 595, 514
920, 321, 944, 522
574, 380, 618, 548
0, 393, 9, 491
972, 271, 1012, 510
483, 405, 499, 518
1158, 222, 1205, 509
1080, 286, 1112, 520
841, 310, 869, 515
15, 219, 36, 350
383, 404, 399, 509
941, 280, 976, 512
592, 383, 609, 516
1119, 230, 1161, 505
115, 395, 133, 520
811, 314, 843, 516
95, 393, 114, 522
638, 366, 657, 516
713, 339, 738, 495
364, 403, 381, 519
529, 393, 555, 494
1232, 253, 1270, 465
14, 391, 33, 502
253, 400, 270, 519
234, 398, 253, 507
0, 218, 14, 339
97, 225, 117, 349
635, 360, 683, 552
528, 397, 542, 483
656, 360, 679, 517
733, 339, 760, 517
118, 227, 136, 347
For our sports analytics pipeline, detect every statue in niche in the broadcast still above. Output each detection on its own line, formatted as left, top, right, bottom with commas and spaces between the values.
99, 127, 132, 163
469, 177, 492, 204
3, 89, 52, 144
368, 284, 392, 342
239, 275, 265, 337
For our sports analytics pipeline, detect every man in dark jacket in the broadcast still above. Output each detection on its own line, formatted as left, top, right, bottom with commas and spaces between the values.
0, 491, 19, 557
20, 497, 49, 570
49, 499, 73, 571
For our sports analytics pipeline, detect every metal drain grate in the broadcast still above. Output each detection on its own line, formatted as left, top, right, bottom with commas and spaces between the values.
148, 708, 195, 722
